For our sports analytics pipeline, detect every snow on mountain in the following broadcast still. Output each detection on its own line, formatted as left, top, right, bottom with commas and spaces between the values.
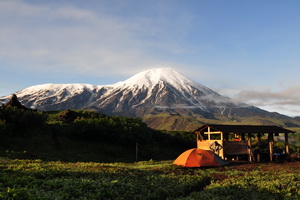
114, 68, 215, 97
115, 68, 204, 90
16, 83, 98, 99
0, 68, 266, 118
83, 68, 234, 116
0, 83, 107, 110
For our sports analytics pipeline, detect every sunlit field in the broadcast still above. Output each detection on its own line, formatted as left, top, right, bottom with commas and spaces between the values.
1, 158, 299, 199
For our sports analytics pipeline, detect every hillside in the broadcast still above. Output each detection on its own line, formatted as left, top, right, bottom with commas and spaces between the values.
0, 105, 194, 162
143, 112, 300, 131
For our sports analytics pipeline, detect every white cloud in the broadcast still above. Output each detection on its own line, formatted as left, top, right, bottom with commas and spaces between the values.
0, 2, 142, 76
0, 0, 47, 17
0, 0, 194, 78
51, 6, 97, 20
234, 87, 300, 106
225, 86, 300, 116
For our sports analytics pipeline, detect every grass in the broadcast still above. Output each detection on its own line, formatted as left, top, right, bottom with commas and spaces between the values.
1, 158, 300, 199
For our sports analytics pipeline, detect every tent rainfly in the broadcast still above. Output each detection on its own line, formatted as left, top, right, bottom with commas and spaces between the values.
173, 148, 228, 167
192, 124, 295, 162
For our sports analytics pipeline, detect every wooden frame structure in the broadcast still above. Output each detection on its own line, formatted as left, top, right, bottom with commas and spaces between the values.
192, 124, 295, 162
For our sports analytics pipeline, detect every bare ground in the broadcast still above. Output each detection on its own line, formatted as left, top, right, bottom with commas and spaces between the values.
211, 161, 300, 181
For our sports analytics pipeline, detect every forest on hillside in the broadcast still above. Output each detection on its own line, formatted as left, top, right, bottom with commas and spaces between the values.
0, 106, 194, 162
1, 101, 299, 162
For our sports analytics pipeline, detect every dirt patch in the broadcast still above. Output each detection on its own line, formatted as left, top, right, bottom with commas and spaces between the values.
210, 161, 300, 182
227, 161, 300, 172
211, 173, 229, 181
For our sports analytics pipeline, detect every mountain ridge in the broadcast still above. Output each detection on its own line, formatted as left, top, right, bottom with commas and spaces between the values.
1, 68, 299, 130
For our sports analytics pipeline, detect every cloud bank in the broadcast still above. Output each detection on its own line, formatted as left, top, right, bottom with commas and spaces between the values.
0, 0, 191, 77
232, 86, 300, 116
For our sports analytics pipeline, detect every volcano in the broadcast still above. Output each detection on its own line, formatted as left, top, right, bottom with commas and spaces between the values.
0, 68, 296, 130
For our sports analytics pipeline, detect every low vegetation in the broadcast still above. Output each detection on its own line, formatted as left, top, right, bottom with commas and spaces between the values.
1, 105, 300, 199
0, 158, 299, 199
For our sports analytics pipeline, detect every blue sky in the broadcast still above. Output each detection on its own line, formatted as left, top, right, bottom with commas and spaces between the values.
1, 0, 300, 116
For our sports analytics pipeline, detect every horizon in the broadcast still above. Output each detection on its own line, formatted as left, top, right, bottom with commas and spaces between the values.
1, 0, 300, 116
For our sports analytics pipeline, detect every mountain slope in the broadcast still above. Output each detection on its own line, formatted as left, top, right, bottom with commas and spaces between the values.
89, 68, 219, 116
1, 68, 298, 130
87, 68, 254, 117
1, 83, 106, 110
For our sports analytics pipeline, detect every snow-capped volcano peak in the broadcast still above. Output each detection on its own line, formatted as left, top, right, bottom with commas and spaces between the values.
0, 67, 251, 119
114, 68, 172, 88
114, 68, 211, 93
116, 68, 189, 87
103, 67, 225, 113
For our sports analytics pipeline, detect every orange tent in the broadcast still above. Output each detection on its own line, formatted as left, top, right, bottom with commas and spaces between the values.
173, 148, 228, 167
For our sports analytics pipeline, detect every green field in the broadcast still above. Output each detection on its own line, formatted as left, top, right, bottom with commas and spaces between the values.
1, 158, 299, 200
1, 106, 300, 199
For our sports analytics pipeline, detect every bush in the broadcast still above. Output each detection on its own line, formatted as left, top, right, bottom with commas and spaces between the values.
0, 107, 47, 135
